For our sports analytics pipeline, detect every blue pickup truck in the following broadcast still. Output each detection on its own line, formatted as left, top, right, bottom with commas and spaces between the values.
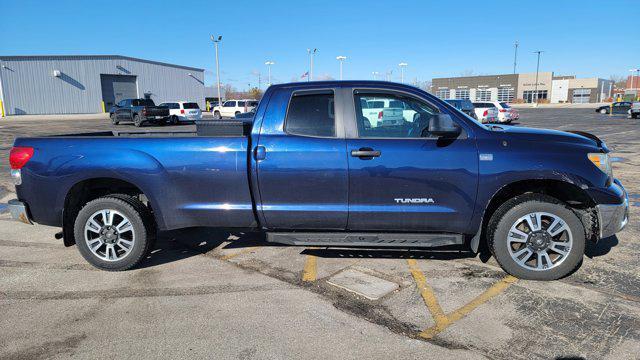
8, 81, 628, 280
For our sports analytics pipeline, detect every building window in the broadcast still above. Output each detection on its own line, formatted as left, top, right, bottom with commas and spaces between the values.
475, 89, 491, 101
436, 89, 449, 99
497, 88, 515, 102
572, 88, 591, 103
455, 89, 470, 100
523, 90, 548, 103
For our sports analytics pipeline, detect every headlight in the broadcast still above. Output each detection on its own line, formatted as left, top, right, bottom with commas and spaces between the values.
588, 153, 613, 179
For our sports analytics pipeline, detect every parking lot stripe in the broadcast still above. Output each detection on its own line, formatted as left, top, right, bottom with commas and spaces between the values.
418, 274, 518, 339
220, 247, 257, 261
406, 259, 448, 327
302, 255, 317, 282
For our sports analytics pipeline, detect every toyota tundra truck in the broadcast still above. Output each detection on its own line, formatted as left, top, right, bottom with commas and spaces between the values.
7, 81, 628, 280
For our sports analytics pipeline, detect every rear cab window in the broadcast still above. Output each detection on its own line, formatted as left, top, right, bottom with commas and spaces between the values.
285, 91, 335, 137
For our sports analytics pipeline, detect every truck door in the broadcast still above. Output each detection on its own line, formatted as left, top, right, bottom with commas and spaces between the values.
254, 88, 349, 229
345, 89, 478, 233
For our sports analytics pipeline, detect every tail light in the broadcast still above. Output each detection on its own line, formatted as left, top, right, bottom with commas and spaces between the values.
499, 109, 507, 112
180, 109, 185, 114
378, 111, 383, 119
10, 147, 34, 170
142, 108, 147, 116
483, 110, 488, 117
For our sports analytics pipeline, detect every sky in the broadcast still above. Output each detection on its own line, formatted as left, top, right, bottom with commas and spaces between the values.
1, 0, 638, 90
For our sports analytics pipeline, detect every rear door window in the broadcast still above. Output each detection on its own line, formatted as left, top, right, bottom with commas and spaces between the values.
183, 102, 199, 109
285, 91, 335, 137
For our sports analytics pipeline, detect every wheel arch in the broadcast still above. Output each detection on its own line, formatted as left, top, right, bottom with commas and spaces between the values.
471, 179, 599, 253
62, 177, 158, 247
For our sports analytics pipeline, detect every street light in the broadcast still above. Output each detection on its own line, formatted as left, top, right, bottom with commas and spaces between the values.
398, 62, 408, 83
336, 56, 347, 80
210, 35, 223, 107
372, 71, 380, 80
265, 61, 275, 86
307, 48, 318, 81
533, 50, 544, 106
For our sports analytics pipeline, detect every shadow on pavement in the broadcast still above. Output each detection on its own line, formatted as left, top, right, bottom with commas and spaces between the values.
584, 234, 619, 258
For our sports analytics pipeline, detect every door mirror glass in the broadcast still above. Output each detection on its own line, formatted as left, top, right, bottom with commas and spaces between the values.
429, 114, 461, 137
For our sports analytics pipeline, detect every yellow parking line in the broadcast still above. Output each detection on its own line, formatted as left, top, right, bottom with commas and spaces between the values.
302, 255, 317, 282
407, 259, 448, 327
407, 259, 518, 339
220, 247, 257, 261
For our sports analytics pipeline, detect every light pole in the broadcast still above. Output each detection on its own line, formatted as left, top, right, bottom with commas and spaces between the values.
307, 48, 317, 81
210, 35, 223, 106
398, 62, 408, 83
265, 61, 275, 86
372, 71, 379, 80
533, 50, 544, 105
336, 56, 346, 80
513, 41, 519, 74
386, 70, 393, 82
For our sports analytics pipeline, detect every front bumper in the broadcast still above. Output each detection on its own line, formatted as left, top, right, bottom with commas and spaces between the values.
8, 199, 33, 225
596, 180, 629, 239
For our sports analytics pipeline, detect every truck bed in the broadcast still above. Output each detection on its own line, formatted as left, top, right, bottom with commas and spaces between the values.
14, 133, 256, 231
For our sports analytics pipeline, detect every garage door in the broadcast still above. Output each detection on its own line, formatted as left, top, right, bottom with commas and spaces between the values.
572, 89, 591, 104
100, 75, 137, 110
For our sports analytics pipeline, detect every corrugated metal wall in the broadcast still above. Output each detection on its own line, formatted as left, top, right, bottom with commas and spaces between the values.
0, 56, 205, 115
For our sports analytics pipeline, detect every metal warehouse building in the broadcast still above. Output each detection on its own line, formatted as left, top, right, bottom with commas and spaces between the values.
0, 55, 205, 116
432, 72, 613, 104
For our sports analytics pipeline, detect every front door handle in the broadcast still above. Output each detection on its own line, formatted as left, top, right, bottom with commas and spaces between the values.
254, 145, 266, 160
351, 148, 381, 159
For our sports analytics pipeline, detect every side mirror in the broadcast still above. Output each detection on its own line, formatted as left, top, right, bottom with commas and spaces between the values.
429, 114, 461, 137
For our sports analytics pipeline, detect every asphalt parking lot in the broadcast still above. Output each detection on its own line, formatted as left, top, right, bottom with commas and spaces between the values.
0, 109, 639, 359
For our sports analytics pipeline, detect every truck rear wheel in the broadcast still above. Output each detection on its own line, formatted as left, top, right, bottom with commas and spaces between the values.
133, 114, 143, 127
74, 195, 154, 271
487, 194, 585, 281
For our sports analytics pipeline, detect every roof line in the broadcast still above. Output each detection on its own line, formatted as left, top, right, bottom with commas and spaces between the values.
0, 55, 204, 72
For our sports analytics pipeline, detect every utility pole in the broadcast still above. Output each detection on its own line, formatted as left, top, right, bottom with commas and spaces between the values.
307, 48, 317, 81
533, 50, 543, 106
336, 56, 346, 80
210, 35, 223, 105
398, 62, 408, 83
513, 41, 519, 74
265, 61, 275, 86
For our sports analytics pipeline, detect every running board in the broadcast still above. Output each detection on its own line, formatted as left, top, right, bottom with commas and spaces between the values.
266, 232, 464, 248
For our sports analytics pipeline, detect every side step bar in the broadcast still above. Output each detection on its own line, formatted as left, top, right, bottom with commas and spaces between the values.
266, 232, 464, 248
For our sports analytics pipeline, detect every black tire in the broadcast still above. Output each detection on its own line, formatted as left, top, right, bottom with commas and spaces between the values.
487, 193, 585, 281
74, 195, 155, 271
134, 114, 143, 127
214, 111, 221, 119
599, 108, 608, 114
234, 111, 241, 117
110, 113, 119, 125
170, 115, 179, 125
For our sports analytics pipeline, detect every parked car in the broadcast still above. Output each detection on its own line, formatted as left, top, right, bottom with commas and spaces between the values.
628, 102, 640, 119
595, 102, 632, 115
213, 100, 259, 119
471, 102, 499, 123
8, 80, 628, 281
490, 101, 519, 123
234, 109, 256, 120
158, 101, 202, 124
361, 98, 406, 127
109, 99, 170, 127
444, 99, 476, 119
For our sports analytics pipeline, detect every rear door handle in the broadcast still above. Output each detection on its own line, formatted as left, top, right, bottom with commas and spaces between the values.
351, 148, 381, 159
254, 145, 266, 160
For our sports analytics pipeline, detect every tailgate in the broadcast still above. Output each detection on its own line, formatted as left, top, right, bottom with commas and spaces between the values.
146, 107, 170, 116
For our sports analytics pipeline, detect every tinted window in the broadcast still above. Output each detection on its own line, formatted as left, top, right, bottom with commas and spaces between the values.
499, 102, 510, 108
285, 92, 335, 137
355, 93, 439, 138
183, 102, 199, 109
223, 101, 235, 107
367, 100, 385, 108
133, 99, 155, 106
248, 101, 259, 107
238, 101, 246, 107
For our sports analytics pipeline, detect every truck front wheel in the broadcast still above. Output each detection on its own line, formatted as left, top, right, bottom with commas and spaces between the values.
487, 194, 585, 280
74, 195, 154, 271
